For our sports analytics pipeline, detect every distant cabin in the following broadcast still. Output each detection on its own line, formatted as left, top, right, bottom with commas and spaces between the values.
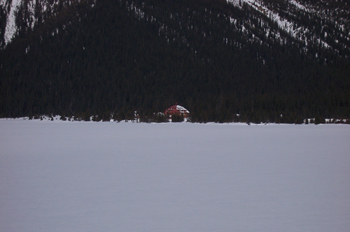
164, 105, 190, 121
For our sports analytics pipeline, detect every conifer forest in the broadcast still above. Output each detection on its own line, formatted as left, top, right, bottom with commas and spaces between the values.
1, 0, 350, 123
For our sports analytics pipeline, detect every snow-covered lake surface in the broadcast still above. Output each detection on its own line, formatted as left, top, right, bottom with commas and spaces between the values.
1, 119, 350, 232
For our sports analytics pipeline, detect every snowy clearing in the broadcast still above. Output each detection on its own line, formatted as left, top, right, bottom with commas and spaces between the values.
1, 119, 350, 232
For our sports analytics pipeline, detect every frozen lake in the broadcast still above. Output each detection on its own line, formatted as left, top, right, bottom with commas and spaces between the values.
1, 119, 350, 232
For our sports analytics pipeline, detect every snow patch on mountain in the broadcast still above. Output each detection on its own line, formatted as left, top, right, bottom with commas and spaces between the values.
1, 0, 82, 46
226, 0, 240, 7
289, 0, 310, 12
243, 0, 302, 38
227, 0, 332, 49
3, 0, 22, 44
27, 0, 37, 29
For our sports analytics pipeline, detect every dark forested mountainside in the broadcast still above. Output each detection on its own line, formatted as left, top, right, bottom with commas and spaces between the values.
1, 0, 350, 123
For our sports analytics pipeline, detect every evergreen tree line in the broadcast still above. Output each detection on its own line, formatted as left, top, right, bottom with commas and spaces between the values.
0, 0, 349, 123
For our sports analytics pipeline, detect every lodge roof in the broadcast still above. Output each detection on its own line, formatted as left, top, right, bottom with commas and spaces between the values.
164, 105, 190, 115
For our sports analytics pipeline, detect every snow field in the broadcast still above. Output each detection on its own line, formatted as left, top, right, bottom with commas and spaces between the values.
1, 119, 350, 232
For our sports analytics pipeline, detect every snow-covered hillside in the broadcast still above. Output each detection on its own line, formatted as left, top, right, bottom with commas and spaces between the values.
1, 0, 350, 55
0, 0, 53, 45
1, 120, 350, 231
1, 0, 22, 44
227, 0, 350, 51
0, 0, 94, 46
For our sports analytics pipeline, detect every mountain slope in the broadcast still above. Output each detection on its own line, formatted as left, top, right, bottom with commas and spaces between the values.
0, 0, 95, 47
1, 0, 349, 122
233, 0, 350, 57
